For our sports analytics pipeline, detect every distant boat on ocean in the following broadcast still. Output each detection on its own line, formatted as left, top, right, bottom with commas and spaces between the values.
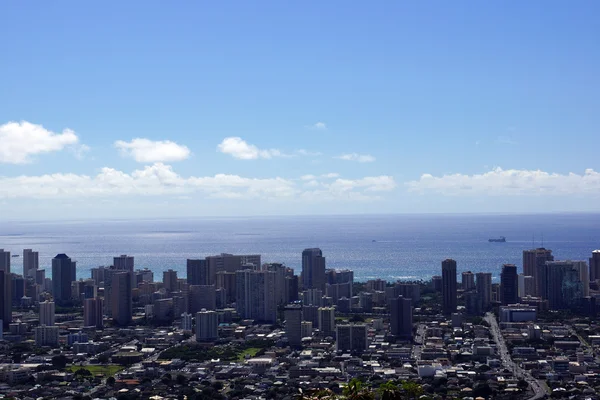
488, 236, 506, 243
11, 254, 19, 257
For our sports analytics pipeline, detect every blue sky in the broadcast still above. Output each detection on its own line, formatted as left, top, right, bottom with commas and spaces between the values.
1, 1, 599, 219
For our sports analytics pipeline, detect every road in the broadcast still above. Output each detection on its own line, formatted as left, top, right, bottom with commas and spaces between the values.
412, 324, 425, 360
485, 313, 549, 400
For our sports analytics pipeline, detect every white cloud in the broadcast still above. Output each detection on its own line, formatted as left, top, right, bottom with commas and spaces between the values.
308, 122, 327, 130
301, 173, 339, 181
336, 153, 376, 163
296, 149, 322, 157
0, 121, 84, 164
0, 164, 395, 202
115, 138, 190, 163
406, 167, 600, 195
217, 137, 289, 160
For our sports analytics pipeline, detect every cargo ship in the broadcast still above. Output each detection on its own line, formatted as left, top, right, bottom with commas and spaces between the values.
488, 236, 506, 243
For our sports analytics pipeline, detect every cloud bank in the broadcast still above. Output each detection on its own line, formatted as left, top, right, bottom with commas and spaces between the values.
406, 167, 600, 195
336, 153, 376, 163
0, 163, 396, 201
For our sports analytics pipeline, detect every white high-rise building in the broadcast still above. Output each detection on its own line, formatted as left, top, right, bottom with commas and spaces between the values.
181, 312, 193, 331
196, 309, 218, 341
39, 301, 55, 326
236, 269, 276, 323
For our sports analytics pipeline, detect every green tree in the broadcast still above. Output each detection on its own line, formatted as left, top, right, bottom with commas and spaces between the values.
51, 354, 68, 370
343, 379, 374, 400
106, 376, 116, 386
379, 381, 402, 400
400, 381, 424, 399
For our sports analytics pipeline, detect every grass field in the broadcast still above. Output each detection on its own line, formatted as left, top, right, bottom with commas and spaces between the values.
237, 347, 261, 361
67, 364, 124, 377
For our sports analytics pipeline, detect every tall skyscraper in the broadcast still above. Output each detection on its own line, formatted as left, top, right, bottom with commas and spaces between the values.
523, 248, 554, 296
264, 263, 287, 305
336, 324, 367, 352
475, 272, 492, 311
84, 297, 104, 329
573, 261, 590, 297
113, 255, 134, 272
461, 271, 475, 291
500, 264, 518, 305
542, 261, 585, 310
302, 248, 326, 291
0, 249, 11, 328
187, 259, 210, 286
285, 304, 303, 347
590, 251, 600, 282
390, 295, 412, 339
318, 307, 336, 337
52, 254, 76, 305
163, 269, 178, 292
39, 301, 55, 326
23, 249, 39, 280
236, 269, 277, 323
111, 271, 132, 326
518, 274, 535, 298
196, 309, 218, 341
442, 259, 457, 314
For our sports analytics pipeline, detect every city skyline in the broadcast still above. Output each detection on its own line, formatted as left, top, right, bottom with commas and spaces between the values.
1, 2, 600, 219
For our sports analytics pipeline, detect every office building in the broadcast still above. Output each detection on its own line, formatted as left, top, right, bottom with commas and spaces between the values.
303, 288, 323, 306
318, 307, 336, 337
285, 304, 303, 347
35, 269, 46, 286
461, 271, 475, 291
303, 305, 319, 327
12, 275, 25, 305
366, 279, 386, 292
52, 254, 76, 305
111, 271, 132, 326
390, 295, 412, 339
0, 250, 11, 328
181, 312, 193, 331
442, 259, 457, 314
163, 269, 178, 292
359, 292, 373, 312
113, 255, 134, 272
39, 301, 55, 326
154, 298, 174, 323
301, 321, 313, 339
189, 285, 216, 313
134, 269, 154, 286
573, 261, 590, 297
196, 309, 218, 341
236, 270, 276, 323
23, 249, 39, 280
302, 248, 326, 291
518, 274, 536, 298
187, 259, 210, 286
35, 325, 59, 347
216, 271, 236, 304
500, 264, 518, 305
264, 263, 288, 305
336, 324, 367, 352
475, 272, 492, 311
206, 253, 261, 284
84, 298, 104, 329
285, 275, 299, 304
541, 261, 585, 310
590, 250, 600, 282
523, 248, 554, 296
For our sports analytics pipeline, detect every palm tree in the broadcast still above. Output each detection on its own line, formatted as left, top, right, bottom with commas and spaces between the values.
343, 378, 374, 400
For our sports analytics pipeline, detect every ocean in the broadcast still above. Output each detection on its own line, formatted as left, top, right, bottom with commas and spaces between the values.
1, 213, 600, 283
